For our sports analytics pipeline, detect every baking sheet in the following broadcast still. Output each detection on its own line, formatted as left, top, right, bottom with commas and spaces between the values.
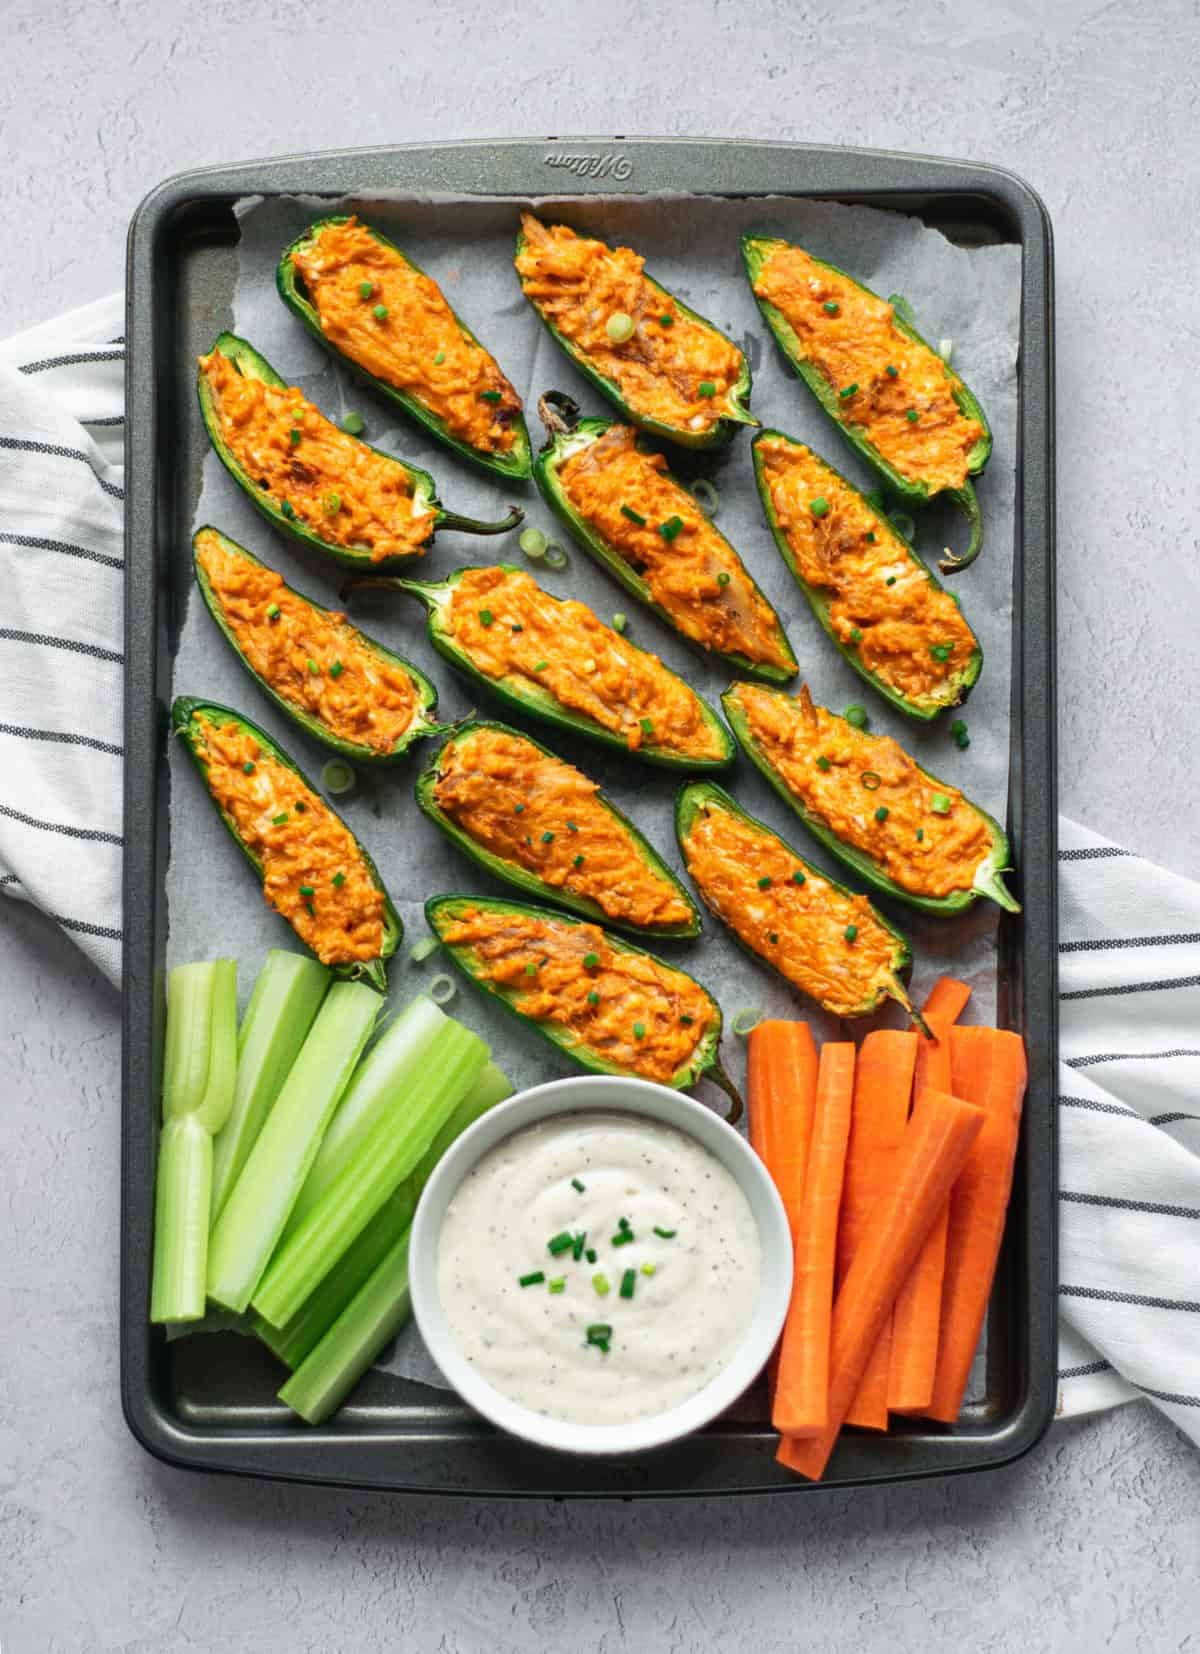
166, 191, 1019, 1390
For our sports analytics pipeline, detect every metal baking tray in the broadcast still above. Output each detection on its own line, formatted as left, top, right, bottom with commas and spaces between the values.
122, 137, 1057, 1496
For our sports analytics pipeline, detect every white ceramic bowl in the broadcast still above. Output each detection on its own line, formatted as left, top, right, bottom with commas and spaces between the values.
409, 1074, 792, 1456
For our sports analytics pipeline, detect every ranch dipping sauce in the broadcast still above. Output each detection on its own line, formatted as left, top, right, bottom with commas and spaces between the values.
436, 1110, 761, 1426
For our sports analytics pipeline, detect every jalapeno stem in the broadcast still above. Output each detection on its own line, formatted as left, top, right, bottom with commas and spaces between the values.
434, 503, 525, 537
939, 480, 984, 573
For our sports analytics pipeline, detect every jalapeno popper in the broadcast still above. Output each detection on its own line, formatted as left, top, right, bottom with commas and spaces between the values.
533, 396, 796, 683
173, 698, 401, 989
278, 217, 531, 480
722, 682, 1019, 915
743, 235, 991, 570
198, 335, 521, 568
426, 895, 738, 1114
370, 563, 733, 769
752, 431, 981, 719
417, 722, 701, 937
193, 527, 443, 762
515, 214, 756, 448
675, 782, 918, 1026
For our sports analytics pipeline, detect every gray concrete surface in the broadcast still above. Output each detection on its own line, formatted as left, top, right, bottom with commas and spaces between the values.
3, 0, 1200, 1649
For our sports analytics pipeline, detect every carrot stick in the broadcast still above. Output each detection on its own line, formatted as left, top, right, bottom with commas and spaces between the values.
838, 1029, 917, 1429
770, 1042, 855, 1436
887, 978, 972, 1411
925, 1027, 1028, 1423
776, 1086, 985, 1481
919, 975, 972, 1029
747, 1021, 819, 1236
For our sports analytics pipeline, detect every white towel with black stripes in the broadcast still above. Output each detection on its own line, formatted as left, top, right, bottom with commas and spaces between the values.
0, 297, 1197, 1448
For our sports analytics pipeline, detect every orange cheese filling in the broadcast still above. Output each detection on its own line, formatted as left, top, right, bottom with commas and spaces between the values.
443, 567, 726, 763
432, 726, 693, 931
752, 242, 983, 492
289, 218, 521, 455
516, 214, 745, 436
756, 435, 977, 706
728, 682, 991, 898
557, 425, 793, 672
199, 348, 433, 562
440, 904, 713, 1085
680, 799, 899, 1018
191, 713, 384, 965
195, 531, 423, 755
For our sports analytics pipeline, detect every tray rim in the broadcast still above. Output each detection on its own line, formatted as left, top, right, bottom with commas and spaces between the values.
122, 134, 1058, 1498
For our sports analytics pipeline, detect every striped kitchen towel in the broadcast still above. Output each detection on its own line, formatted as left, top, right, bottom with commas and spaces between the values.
0, 296, 1196, 1446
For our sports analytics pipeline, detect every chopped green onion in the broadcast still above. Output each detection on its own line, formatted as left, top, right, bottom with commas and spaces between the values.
633, 1021, 646, 1040
322, 491, 341, 517
816, 756, 832, 772
931, 793, 952, 815
844, 925, 858, 943
242, 760, 255, 775
548, 1276, 566, 1294
938, 337, 953, 362
573, 854, 584, 868
519, 1271, 545, 1288
639, 716, 654, 736
373, 304, 389, 321
289, 427, 302, 446
280, 500, 295, 519
861, 771, 881, 790
533, 660, 548, 671
692, 479, 719, 515
757, 875, 771, 889
886, 574, 896, 585
845, 704, 868, 728
571, 1177, 586, 1193
611, 612, 627, 633
839, 382, 858, 399
585, 1247, 597, 1263
298, 883, 315, 898
434, 349, 445, 364
332, 872, 345, 888
619, 1268, 637, 1300
544, 542, 568, 570
698, 380, 716, 398
823, 300, 840, 315
916, 828, 925, 842
519, 527, 547, 559
329, 659, 344, 680
572, 1231, 586, 1261
680, 1013, 694, 1025
541, 830, 554, 844
480, 389, 502, 403
716, 570, 731, 588
954, 729, 971, 750
307, 658, 320, 675
478, 608, 494, 627
653, 1226, 676, 1240
429, 974, 456, 1006
850, 627, 863, 642
906, 408, 919, 422
266, 603, 280, 620
875, 806, 889, 823
524, 962, 537, 977
866, 531, 876, 544
950, 719, 967, 736
610, 1229, 634, 1247
294, 801, 306, 813
511, 623, 523, 633
606, 311, 635, 343
320, 760, 356, 796
342, 412, 364, 435
408, 938, 439, 966
586, 990, 599, 1007
272, 813, 289, 826
587, 1320, 613, 1341
547, 1230, 574, 1256
793, 869, 806, 886
514, 803, 524, 814
621, 504, 647, 526
592, 1274, 610, 1296
810, 496, 830, 518
886, 364, 898, 377
583, 952, 600, 969
732, 1007, 761, 1037
358, 280, 374, 299
658, 515, 684, 542
659, 312, 674, 326
769, 932, 779, 945
567, 820, 578, 833
641, 1262, 656, 1277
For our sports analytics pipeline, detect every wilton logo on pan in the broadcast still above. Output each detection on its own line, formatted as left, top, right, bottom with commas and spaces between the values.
542, 151, 633, 181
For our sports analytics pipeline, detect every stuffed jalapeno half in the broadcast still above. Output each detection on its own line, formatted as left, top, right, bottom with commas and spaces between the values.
675, 781, 920, 1027
515, 213, 755, 449
369, 563, 734, 770
193, 526, 444, 762
277, 218, 531, 480
723, 681, 1019, 915
533, 395, 796, 683
172, 698, 401, 990
752, 430, 981, 720
416, 721, 701, 938
198, 333, 522, 570
743, 235, 992, 570
426, 895, 738, 1115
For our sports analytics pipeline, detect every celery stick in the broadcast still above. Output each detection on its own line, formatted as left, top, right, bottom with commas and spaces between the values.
207, 980, 381, 1313
211, 951, 330, 1223
252, 1020, 488, 1327
259, 1058, 514, 1368
278, 1229, 413, 1424
283, 993, 445, 1237
150, 960, 238, 1323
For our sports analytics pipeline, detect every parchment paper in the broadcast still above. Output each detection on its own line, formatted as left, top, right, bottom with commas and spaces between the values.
167, 192, 1020, 1391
